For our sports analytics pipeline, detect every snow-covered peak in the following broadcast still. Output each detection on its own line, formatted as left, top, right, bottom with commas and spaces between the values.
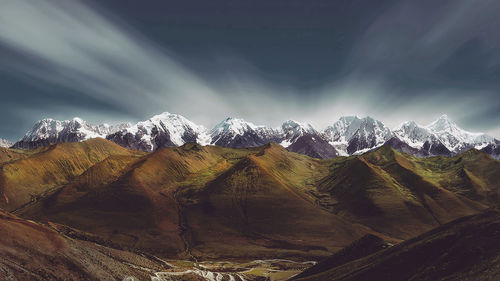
22, 118, 66, 142
279, 120, 318, 147
14, 117, 130, 149
424, 115, 494, 150
324, 116, 391, 143
120, 112, 210, 147
95, 122, 132, 136
210, 117, 259, 137
393, 121, 436, 149
322, 116, 392, 155
395, 120, 419, 130
66, 117, 104, 139
393, 115, 495, 153
324, 116, 360, 143
394, 120, 432, 137
149, 112, 207, 136
148, 112, 195, 126
72, 117, 85, 124
208, 117, 285, 148
0, 138, 12, 148
281, 120, 317, 135
426, 114, 460, 133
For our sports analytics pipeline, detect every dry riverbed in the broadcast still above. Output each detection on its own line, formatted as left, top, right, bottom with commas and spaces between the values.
125, 258, 316, 281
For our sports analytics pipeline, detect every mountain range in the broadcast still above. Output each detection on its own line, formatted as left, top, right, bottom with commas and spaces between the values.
6, 112, 499, 159
12, 117, 130, 149
1, 137, 499, 279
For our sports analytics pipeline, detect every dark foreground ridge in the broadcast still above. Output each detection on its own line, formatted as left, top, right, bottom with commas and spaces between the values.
291, 210, 500, 281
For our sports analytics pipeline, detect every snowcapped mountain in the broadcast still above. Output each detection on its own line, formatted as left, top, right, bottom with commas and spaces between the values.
95, 123, 132, 136
392, 121, 451, 156
392, 115, 494, 156
323, 116, 392, 155
426, 114, 494, 153
10, 112, 498, 159
280, 120, 318, 146
107, 112, 210, 152
479, 139, 500, 159
278, 120, 338, 158
12, 117, 129, 149
0, 138, 12, 148
208, 118, 339, 158
210, 118, 281, 148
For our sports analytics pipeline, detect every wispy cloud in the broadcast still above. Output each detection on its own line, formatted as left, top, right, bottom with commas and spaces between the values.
0, 0, 234, 121
0, 0, 498, 138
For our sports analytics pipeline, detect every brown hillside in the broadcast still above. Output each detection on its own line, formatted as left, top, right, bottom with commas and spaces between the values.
13, 142, 500, 261
0, 210, 167, 280
0, 138, 144, 211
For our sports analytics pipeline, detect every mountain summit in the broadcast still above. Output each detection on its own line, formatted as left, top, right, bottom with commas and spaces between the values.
323, 116, 393, 155
209, 117, 278, 148
0, 138, 12, 148
107, 112, 210, 151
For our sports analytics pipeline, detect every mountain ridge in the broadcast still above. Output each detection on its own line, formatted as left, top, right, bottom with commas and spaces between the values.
291, 210, 500, 281
9, 112, 499, 159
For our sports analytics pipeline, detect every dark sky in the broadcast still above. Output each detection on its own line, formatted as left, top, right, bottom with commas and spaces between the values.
0, 0, 499, 140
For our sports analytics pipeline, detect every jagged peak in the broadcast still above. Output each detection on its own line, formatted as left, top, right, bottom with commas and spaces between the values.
282, 119, 302, 126
425, 115, 493, 144
211, 117, 259, 134
152, 111, 180, 119
129, 112, 201, 129
426, 114, 459, 132
395, 120, 419, 129
281, 119, 317, 134
324, 115, 391, 144
330, 115, 386, 128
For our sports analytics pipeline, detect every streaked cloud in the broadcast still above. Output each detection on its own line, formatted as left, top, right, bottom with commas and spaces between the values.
0, 0, 232, 121
0, 0, 498, 140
